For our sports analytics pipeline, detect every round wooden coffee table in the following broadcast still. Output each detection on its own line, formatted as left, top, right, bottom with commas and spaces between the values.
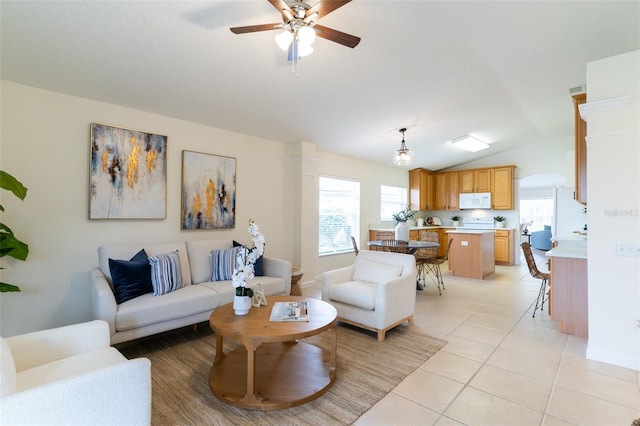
208, 296, 337, 410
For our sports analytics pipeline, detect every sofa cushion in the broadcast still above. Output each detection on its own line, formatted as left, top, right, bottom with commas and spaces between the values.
98, 242, 191, 287
149, 251, 184, 296
233, 240, 264, 276
185, 239, 233, 284
352, 259, 403, 285
0, 337, 16, 396
199, 276, 285, 307
15, 347, 126, 392
211, 247, 239, 281
327, 280, 377, 310
115, 285, 219, 332
109, 249, 153, 304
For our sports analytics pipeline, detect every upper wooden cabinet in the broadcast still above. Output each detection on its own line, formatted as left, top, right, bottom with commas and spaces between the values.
411, 165, 514, 211
434, 172, 459, 210
573, 93, 587, 205
491, 166, 515, 210
409, 168, 434, 210
459, 169, 491, 193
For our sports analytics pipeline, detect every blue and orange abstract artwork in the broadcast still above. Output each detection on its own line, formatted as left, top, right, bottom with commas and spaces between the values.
89, 123, 167, 219
181, 150, 236, 229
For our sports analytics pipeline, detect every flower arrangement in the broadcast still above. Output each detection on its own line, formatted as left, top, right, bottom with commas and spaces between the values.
232, 219, 265, 297
392, 206, 416, 223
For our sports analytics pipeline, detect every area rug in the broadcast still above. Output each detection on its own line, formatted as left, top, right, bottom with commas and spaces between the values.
117, 322, 446, 425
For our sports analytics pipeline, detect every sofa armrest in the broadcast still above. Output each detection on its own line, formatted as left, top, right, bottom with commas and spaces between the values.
262, 257, 292, 295
89, 267, 117, 337
0, 358, 151, 426
374, 271, 417, 325
5, 321, 111, 373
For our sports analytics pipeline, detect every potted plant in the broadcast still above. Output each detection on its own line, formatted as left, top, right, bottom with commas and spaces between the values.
1, 170, 29, 292
451, 215, 461, 227
232, 219, 265, 315
392, 206, 416, 242
494, 216, 506, 228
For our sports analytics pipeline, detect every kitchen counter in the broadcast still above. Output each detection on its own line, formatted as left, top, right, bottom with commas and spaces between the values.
369, 225, 514, 232
447, 231, 495, 279
446, 229, 496, 234
546, 246, 587, 259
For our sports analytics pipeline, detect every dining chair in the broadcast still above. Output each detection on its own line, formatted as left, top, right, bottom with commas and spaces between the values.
351, 236, 359, 255
521, 242, 550, 317
420, 238, 452, 295
371, 231, 395, 251
380, 239, 408, 253
414, 232, 439, 289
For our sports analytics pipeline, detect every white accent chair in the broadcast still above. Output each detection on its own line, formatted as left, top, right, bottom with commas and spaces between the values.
0, 320, 151, 426
322, 250, 417, 341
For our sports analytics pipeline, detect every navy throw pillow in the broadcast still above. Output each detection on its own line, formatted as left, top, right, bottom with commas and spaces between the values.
109, 249, 153, 304
233, 240, 264, 276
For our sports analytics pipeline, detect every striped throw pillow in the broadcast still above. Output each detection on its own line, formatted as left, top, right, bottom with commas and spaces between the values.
149, 250, 183, 296
211, 247, 239, 281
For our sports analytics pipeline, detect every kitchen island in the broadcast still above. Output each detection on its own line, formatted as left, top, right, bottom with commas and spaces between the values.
446, 230, 495, 279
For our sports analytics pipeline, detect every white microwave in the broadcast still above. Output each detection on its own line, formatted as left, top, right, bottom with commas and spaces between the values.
459, 192, 492, 209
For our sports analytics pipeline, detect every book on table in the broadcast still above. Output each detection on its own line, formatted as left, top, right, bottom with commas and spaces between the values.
269, 301, 309, 322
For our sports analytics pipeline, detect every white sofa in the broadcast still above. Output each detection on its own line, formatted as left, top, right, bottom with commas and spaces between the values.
90, 239, 291, 344
0, 320, 151, 426
322, 250, 417, 341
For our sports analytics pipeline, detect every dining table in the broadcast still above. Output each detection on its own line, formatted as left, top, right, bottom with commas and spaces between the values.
366, 240, 439, 254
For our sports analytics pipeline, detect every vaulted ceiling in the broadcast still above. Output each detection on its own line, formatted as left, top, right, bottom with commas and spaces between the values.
2, 1, 639, 171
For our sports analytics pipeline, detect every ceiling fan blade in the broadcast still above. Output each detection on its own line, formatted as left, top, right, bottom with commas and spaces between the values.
230, 23, 282, 34
268, 0, 293, 19
307, 0, 352, 20
313, 24, 360, 48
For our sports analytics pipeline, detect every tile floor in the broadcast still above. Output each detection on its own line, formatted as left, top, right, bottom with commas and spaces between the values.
303, 251, 640, 426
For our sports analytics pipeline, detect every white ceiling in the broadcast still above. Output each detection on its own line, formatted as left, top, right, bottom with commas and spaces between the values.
2, 1, 639, 171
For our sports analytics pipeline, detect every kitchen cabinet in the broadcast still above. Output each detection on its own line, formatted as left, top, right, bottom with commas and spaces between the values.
573, 93, 587, 205
490, 166, 515, 210
459, 169, 491, 193
439, 228, 454, 257
409, 168, 434, 210
549, 256, 588, 337
494, 229, 513, 265
434, 172, 459, 210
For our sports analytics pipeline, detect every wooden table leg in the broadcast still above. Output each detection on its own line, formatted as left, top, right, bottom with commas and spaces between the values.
214, 333, 224, 364
242, 340, 263, 405
329, 321, 337, 378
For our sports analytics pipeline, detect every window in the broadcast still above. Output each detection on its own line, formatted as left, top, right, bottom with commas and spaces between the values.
318, 176, 360, 256
380, 185, 408, 221
520, 198, 554, 232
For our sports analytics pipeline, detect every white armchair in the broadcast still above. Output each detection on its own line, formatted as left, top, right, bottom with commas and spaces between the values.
0, 320, 151, 426
322, 250, 417, 341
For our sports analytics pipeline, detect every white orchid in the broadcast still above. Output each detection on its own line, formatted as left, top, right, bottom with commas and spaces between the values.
233, 219, 265, 296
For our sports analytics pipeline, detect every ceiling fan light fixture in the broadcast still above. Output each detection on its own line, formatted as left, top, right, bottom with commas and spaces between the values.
298, 25, 316, 45
275, 30, 293, 51
451, 135, 489, 152
394, 128, 414, 166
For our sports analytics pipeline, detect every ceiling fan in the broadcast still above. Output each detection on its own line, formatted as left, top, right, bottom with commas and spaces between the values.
230, 0, 361, 59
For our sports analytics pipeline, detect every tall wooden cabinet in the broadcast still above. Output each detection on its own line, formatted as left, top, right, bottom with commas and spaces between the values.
490, 166, 515, 210
494, 229, 513, 265
409, 168, 434, 211
434, 172, 459, 210
573, 93, 587, 205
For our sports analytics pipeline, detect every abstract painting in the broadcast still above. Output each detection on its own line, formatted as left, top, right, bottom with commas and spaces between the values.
181, 150, 236, 229
89, 123, 167, 219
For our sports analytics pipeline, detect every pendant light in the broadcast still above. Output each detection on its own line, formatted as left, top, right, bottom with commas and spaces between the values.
394, 128, 414, 166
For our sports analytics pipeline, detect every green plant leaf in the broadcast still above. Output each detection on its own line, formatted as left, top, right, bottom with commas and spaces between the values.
0, 171, 28, 201
0, 282, 21, 292
0, 229, 29, 260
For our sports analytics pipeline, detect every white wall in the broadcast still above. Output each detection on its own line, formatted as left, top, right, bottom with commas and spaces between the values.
582, 50, 640, 370
0, 81, 295, 337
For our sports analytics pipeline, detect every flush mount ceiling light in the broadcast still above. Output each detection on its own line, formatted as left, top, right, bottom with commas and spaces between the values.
451, 135, 490, 152
394, 128, 414, 166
